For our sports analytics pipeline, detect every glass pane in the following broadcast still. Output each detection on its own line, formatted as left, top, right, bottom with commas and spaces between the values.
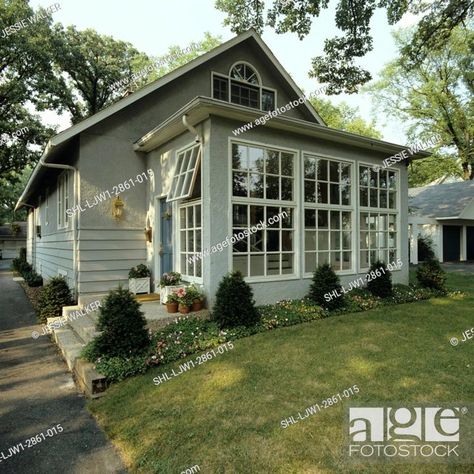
379, 189, 388, 208
188, 230, 194, 251
342, 231, 351, 250
248, 147, 264, 173
305, 209, 316, 229
187, 206, 193, 227
389, 249, 397, 262
266, 254, 280, 275
329, 161, 339, 182
233, 172, 248, 197
196, 259, 202, 277
389, 191, 397, 209
250, 230, 264, 252
249, 173, 264, 198
318, 231, 329, 250
370, 188, 378, 207
318, 159, 328, 181
318, 182, 328, 203
233, 229, 247, 252
305, 180, 316, 203
341, 163, 351, 181
262, 89, 275, 111
195, 205, 201, 226
341, 252, 351, 270
281, 153, 293, 176
195, 230, 201, 252
388, 171, 396, 189
379, 171, 387, 188
360, 187, 368, 207
330, 211, 340, 229
331, 231, 341, 250
250, 254, 265, 276
304, 157, 316, 179
267, 231, 280, 251
360, 251, 369, 268
331, 251, 341, 270
360, 231, 368, 249
266, 175, 279, 200
370, 169, 378, 187
341, 182, 351, 205
305, 252, 316, 274
389, 232, 396, 248
305, 231, 316, 251
281, 231, 293, 251
342, 212, 351, 230
281, 208, 292, 228
181, 254, 187, 275
267, 207, 280, 227
330, 183, 340, 205
232, 144, 247, 170
250, 205, 264, 225
359, 166, 369, 186
388, 214, 396, 231
265, 150, 279, 174
318, 210, 329, 229
180, 231, 187, 251
180, 208, 186, 227
233, 255, 248, 276
281, 178, 293, 201
318, 252, 329, 266
187, 259, 194, 278
282, 254, 293, 274
233, 204, 247, 226
360, 212, 369, 230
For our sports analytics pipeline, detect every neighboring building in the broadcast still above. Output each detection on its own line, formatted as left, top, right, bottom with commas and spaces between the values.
408, 180, 474, 263
0, 222, 26, 259
15, 30, 430, 306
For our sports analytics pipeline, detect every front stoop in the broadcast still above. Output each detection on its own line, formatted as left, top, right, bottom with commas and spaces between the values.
50, 305, 107, 398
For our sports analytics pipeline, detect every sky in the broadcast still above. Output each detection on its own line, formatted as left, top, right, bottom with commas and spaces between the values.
30, 0, 422, 144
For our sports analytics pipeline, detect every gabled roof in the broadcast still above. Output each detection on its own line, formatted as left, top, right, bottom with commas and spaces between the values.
16, 29, 326, 210
409, 180, 474, 219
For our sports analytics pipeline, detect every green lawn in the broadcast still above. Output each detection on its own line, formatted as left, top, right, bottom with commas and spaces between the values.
89, 272, 474, 473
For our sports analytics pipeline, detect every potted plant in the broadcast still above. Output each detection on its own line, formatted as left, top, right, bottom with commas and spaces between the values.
175, 287, 192, 314
128, 264, 151, 295
187, 284, 204, 311
158, 271, 184, 304
165, 292, 179, 313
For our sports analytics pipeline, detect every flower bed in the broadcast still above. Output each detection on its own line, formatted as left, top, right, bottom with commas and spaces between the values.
88, 283, 464, 383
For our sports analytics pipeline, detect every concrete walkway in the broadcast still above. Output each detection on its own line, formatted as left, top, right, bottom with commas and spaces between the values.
0, 264, 126, 474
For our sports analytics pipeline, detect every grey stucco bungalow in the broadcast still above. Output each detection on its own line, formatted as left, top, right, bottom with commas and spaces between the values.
16, 30, 429, 307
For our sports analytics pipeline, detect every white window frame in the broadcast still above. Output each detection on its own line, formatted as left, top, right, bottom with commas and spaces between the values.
358, 162, 400, 272
302, 152, 355, 277
211, 67, 278, 113
167, 143, 201, 202
229, 138, 299, 283
177, 199, 203, 283
57, 171, 70, 229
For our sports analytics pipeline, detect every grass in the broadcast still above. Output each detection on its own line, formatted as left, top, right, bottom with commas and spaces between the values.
88, 272, 474, 473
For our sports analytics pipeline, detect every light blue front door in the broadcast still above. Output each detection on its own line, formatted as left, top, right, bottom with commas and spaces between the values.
160, 199, 173, 275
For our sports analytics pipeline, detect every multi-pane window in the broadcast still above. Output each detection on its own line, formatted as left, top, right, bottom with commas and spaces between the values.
359, 166, 398, 268
232, 205, 294, 277
179, 202, 202, 279
231, 142, 296, 278
304, 209, 352, 272
211, 63, 276, 112
232, 143, 294, 201
303, 154, 353, 274
57, 172, 69, 229
168, 145, 201, 202
304, 155, 351, 205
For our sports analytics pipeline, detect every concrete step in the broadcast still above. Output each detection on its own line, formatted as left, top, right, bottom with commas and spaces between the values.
67, 313, 100, 345
74, 358, 108, 399
53, 326, 85, 371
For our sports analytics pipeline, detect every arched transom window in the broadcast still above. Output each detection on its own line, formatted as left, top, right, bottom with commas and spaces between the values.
212, 62, 276, 112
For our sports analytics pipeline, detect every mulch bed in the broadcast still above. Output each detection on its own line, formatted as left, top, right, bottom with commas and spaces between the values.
18, 281, 43, 315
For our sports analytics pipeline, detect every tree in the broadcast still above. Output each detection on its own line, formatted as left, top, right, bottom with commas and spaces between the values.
0, 166, 31, 224
215, 0, 474, 93
0, 0, 56, 183
369, 25, 474, 184
310, 97, 382, 138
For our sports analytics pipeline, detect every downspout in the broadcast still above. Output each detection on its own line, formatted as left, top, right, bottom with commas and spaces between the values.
39, 157, 79, 300
182, 114, 201, 143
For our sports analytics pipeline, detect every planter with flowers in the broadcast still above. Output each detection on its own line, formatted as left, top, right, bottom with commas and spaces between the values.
159, 272, 184, 304
187, 284, 205, 311
174, 287, 193, 314
165, 292, 179, 313
128, 264, 151, 294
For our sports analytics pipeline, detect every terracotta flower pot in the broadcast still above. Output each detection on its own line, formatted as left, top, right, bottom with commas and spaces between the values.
178, 303, 190, 314
192, 299, 203, 312
166, 302, 178, 313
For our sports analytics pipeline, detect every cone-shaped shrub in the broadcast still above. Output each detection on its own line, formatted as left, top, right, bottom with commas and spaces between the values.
213, 271, 260, 328
308, 263, 344, 310
38, 277, 74, 323
416, 258, 447, 292
366, 260, 392, 298
92, 287, 150, 358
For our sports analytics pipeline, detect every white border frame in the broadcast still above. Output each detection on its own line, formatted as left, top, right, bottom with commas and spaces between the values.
228, 137, 300, 283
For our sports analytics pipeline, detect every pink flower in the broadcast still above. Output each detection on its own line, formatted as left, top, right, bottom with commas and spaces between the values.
176, 288, 186, 298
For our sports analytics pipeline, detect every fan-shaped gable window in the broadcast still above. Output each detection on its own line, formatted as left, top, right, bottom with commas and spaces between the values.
230, 63, 260, 85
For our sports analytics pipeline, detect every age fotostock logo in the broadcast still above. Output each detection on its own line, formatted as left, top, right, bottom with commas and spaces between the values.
347, 406, 472, 463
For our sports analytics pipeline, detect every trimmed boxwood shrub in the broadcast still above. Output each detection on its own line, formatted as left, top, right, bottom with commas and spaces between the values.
416, 258, 447, 292
366, 260, 392, 298
38, 276, 74, 323
85, 286, 150, 359
212, 271, 260, 328
24, 270, 43, 287
308, 263, 344, 310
